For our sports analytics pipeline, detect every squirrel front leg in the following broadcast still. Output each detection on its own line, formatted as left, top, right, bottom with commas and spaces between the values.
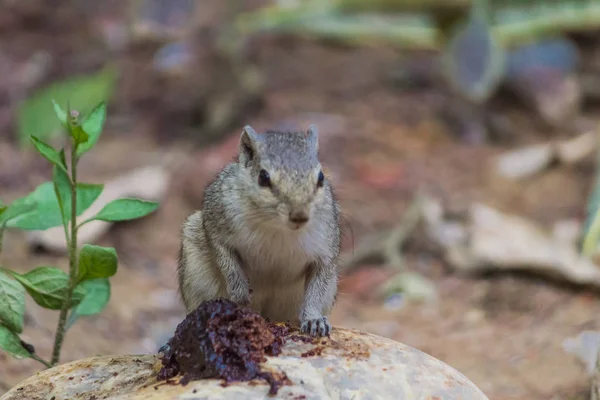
214, 244, 252, 306
299, 259, 338, 337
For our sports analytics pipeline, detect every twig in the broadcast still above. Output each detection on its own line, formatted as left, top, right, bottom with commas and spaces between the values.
382, 195, 423, 268
340, 194, 423, 272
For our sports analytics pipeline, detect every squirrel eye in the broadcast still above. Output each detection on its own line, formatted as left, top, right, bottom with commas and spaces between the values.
317, 170, 325, 188
258, 169, 271, 188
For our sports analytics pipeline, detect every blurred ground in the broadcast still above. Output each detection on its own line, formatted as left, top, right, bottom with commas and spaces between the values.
0, 2, 599, 400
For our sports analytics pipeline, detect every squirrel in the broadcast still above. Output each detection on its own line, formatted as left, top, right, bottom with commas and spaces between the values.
177, 124, 341, 337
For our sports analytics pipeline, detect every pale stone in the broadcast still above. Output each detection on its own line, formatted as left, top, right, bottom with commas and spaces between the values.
1, 328, 488, 400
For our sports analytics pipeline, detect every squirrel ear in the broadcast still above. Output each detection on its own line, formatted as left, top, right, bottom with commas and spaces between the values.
240, 125, 260, 162
307, 124, 319, 152
242, 125, 259, 141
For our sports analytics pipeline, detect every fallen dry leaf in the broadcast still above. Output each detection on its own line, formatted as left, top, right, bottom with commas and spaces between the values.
421, 196, 600, 287
494, 130, 599, 180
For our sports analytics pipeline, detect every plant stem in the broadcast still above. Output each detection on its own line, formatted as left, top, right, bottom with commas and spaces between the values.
31, 353, 52, 368
50, 146, 78, 366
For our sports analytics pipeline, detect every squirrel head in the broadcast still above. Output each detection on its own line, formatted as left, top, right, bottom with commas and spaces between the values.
237, 124, 328, 231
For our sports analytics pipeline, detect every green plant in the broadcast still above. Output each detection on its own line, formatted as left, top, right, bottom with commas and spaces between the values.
0, 100, 159, 367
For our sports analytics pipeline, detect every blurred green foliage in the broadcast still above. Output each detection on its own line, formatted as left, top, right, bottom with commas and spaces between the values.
16, 65, 118, 148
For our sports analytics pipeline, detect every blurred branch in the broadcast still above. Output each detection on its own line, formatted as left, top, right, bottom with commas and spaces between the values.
236, 1, 600, 50
236, 5, 439, 50
340, 194, 423, 272
494, 3, 600, 48
338, 0, 470, 13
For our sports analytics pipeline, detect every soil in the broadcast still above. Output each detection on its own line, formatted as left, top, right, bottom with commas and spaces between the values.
0, 2, 599, 400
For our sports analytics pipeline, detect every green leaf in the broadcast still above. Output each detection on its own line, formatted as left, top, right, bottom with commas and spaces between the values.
4, 183, 61, 230
0, 271, 25, 333
0, 324, 30, 359
62, 103, 89, 147
441, 0, 505, 103
75, 279, 110, 316
52, 99, 67, 126
6, 182, 104, 230
16, 64, 118, 147
58, 148, 67, 168
0, 202, 37, 225
66, 279, 111, 330
78, 245, 117, 282
68, 123, 89, 148
9, 267, 86, 310
77, 102, 107, 157
30, 136, 68, 173
93, 198, 159, 222
74, 184, 104, 219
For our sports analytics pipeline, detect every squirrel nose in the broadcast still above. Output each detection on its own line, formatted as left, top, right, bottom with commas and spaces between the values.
289, 210, 309, 225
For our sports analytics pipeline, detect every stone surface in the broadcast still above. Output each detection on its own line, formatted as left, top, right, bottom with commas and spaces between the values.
1, 328, 489, 400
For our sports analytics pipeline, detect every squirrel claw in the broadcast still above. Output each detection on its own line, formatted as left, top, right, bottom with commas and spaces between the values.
301, 316, 331, 337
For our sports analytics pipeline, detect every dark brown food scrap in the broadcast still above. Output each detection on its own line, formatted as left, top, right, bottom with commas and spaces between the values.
269, 322, 291, 338
328, 338, 370, 360
288, 334, 317, 344
157, 299, 290, 395
300, 346, 324, 358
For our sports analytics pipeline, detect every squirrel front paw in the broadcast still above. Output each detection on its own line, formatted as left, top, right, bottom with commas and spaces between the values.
300, 316, 331, 337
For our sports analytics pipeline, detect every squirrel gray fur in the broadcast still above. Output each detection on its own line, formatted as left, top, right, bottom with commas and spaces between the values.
177, 124, 341, 336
